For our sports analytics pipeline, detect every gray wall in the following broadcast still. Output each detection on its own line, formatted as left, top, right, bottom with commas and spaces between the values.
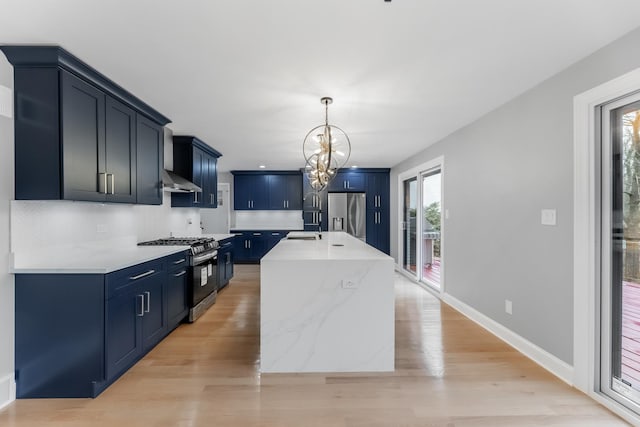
0, 53, 14, 406
391, 26, 640, 365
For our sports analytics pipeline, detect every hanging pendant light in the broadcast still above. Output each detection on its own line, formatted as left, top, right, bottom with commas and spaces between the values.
303, 97, 350, 190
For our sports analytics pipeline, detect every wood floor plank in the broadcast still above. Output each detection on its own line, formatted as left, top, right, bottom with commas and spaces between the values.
0, 265, 629, 426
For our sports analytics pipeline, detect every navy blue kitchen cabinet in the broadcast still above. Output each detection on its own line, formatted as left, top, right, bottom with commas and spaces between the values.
233, 231, 268, 262
232, 171, 302, 210
104, 96, 137, 203
233, 234, 250, 262
136, 115, 164, 205
233, 173, 270, 210
15, 274, 105, 398
327, 170, 365, 192
14, 251, 188, 398
216, 239, 235, 289
171, 136, 222, 209
60, 72, 136, 203
0, 45, 170, 204
366, 171, 390, 254
105, 277, 149, 382
166, 253, 189, 330
231, 230, 298, 263
106, 259, 169, 382
302, 172, 328, 231
266, 231, 287, 251
268, 174, 303, 210
60, 70, 108, 202
314, 168, 390, 253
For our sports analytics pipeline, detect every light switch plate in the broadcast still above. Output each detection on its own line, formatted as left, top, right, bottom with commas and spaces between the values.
541, 209, 557, 226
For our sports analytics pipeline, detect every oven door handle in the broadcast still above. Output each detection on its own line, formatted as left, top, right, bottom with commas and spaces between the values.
192, 250, 218, 265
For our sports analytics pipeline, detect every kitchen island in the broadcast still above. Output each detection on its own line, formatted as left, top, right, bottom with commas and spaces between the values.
260, 232, 395, 373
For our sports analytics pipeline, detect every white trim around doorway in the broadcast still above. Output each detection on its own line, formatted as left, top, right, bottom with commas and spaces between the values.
396, 156, 445, 296
574, 66, 640, 425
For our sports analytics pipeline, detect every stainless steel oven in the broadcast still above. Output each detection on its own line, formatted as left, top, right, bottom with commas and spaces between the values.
138, 237, 219, 322
189, 248, 218, 321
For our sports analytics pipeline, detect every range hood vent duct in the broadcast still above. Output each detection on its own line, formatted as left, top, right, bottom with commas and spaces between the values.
162, 169, 201, 193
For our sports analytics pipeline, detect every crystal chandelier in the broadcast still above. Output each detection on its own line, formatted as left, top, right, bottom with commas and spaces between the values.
303, 97, 351, 190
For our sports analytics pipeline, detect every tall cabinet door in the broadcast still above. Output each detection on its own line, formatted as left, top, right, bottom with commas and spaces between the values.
366, 173, 390, 254
60, 70, 106, 202
105, 97, 137, 203
136, 116, 164, 205
192, 147, 205, 207
203, 154, 218, 208
208, 155, 219, 208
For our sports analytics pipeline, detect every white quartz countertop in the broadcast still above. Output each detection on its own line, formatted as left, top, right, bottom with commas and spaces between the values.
262, 232, 392, 261
11, 245, 191, 274
230, 227, 303, 231
202, 233, 236, 241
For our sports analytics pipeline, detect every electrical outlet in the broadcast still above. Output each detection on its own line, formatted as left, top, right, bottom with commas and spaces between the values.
96, 224, 107, 233
445, 209, 450, 219
541, 209, 557, 226
341, 279, 358, 289
505, 299, 513, 315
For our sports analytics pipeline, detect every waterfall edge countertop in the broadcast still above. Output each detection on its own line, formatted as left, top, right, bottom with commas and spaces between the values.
260, 231, 395, 373
11, 245, 191, 274
261, 231, 391, 261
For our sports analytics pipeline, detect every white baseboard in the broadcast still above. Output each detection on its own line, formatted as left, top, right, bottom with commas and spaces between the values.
394, 263, 574, 384
442, 293, 574, 385
0, 373, 15, 411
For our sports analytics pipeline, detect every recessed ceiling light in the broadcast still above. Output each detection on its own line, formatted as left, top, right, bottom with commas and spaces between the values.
259, 165, 266, 169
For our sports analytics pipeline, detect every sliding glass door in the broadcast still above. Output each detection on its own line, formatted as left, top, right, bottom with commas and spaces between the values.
400, 159, 444, 290
403, 177, 417, 273
421, 168, 442, 288
601, 92, 640, 413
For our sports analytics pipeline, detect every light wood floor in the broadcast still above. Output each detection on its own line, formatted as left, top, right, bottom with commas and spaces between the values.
0, 265, 629, 426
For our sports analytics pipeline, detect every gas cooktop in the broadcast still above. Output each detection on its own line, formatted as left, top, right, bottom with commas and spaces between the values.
138, 237, 219, 254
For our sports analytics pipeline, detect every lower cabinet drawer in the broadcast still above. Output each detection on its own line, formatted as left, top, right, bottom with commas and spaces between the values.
106, 258, 164, 299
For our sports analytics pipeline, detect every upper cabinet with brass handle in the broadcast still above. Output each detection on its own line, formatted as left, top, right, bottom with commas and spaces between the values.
1, 45, 170, 205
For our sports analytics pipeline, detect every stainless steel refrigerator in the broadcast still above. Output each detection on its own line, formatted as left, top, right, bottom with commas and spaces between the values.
328, 193, 366, 241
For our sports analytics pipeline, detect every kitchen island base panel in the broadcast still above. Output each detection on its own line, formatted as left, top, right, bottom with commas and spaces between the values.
260, 257, 394, 373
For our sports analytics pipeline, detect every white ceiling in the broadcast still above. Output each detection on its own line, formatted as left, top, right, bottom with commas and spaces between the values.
1, 1, 640, 172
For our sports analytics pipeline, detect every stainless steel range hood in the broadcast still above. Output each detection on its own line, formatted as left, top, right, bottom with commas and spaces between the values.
162, 169, 202, 193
